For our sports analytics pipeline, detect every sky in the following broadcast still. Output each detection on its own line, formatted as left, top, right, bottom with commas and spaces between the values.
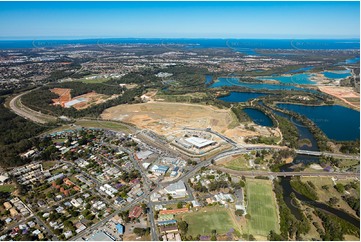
0, 1, 359, 39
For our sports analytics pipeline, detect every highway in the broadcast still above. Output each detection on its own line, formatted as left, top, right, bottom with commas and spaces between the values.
9, 88, 57, 124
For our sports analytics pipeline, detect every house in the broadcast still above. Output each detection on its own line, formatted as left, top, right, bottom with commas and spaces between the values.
191, 200, 201, 207
0, 175, 9, 184
164, 181, 187, 197
160, 225, 179, 234
9, 208, 18, 217
70, 198, 81, 208
55, 206, 64, 213
5, 218, 12, 224
3, 202, 12, 210
64, 231, 73, 239
114, 197, 125, 205
129, 206, 142, 219
74, 222, 86, 234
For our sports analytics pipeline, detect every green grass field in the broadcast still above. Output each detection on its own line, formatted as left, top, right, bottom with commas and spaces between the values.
246, 179, 280, 236
0, 185, 16, 193
75, 120, 131, 132
222, 156, 253, 171
76, 77, 111, 84
179, 206, 236, 236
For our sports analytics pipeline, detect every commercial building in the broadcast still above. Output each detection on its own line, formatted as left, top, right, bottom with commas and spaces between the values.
88, 231, 114, 241
135, 150, 153, 160
164, 181, 187, 197
184, 137, 215, 149
151, 165, 169, 175
116, 224, 124, 235
129, 206, 142, 219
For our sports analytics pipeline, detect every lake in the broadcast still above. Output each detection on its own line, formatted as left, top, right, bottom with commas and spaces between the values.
218, 92, 268, 102
210, 77, 309, 91
205, 75, 213, 84
257, 73, 316, 85
277, 104, 360, 141
286, 66, 314, 74
243, 108, 273, 127
322, 70, 352, 79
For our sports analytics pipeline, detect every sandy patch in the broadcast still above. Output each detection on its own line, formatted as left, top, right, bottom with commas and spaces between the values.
318, 86, 360, 109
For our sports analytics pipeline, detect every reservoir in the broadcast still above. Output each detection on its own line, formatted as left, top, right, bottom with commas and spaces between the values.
210, 77, 308, 91
277, 104, 360, 141
257, 73, 316, 85
205, 75, 213, 84
322, 70, 351, 79
218, 92, 268, 102
286, 66, 314, 74
243, 108, 273, 127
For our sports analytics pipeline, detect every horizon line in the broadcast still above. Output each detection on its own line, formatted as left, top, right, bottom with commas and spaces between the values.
0, 37, 360, 41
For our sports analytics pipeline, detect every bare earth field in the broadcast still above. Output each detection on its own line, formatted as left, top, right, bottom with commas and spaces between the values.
101, 102, 261, 140
50, 88, 116, 110
318, 86, 360, 109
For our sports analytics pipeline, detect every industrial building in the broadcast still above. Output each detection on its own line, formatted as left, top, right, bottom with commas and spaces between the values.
164, 181, 187, 197
135, 150, 153, 160
184, 137, 216, 149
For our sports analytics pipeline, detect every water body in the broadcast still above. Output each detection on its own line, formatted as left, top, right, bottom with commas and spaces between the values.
346, 56, 360, 64
243, 108, 273, 127
322, 70, 352, 79
218, 92, 268, 102
257, 73, 316, 85
205, 75, 213, 84
286, 66, 314, 74
277, 104, 360, 141
280, 177, 360, 227
0, 38, 360, 50
210, 77, 308, 91
272, 110, 319, 151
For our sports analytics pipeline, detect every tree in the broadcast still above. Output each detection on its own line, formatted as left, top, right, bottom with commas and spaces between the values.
235, 210, 244, 216
178, 221, 188, 234
321, 185, 329, 191
334, 183, 345, 193
328, 197, 339, 206
177, 202, 184, 209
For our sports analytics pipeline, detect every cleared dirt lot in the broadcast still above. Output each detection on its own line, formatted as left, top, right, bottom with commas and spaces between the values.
101, 102, 241, 135
318, 86, 360, 109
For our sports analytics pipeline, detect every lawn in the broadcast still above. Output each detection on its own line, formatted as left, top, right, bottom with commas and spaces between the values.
0, 184, 16, 193
75, 120, 130, 132
245, 179, 280, 236
300, 177, 359, 216
76, 77, 111, 84
222, 155, 253, 171
179, 206, 236, 236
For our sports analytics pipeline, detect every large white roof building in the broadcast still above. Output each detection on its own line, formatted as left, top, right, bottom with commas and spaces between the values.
164, 180, 187, 197
184, 137, 215, 149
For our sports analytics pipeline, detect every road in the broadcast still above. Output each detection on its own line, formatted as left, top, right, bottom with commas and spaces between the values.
211, 166, 360, 178
9, 88, 57, 124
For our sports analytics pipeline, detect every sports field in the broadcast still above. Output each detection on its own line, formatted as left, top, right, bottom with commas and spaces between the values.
246, 179, 280, 236
0, 185, 15, 193
179, 206, 237, 236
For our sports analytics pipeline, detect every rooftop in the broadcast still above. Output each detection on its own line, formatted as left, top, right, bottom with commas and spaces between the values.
184, 137, 215, 148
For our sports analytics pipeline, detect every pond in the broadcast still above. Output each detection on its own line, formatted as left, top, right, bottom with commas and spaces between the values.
243, 108, 274, 127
